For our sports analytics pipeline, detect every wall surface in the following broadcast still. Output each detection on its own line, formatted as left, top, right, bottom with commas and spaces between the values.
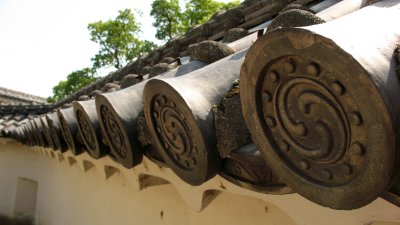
0, 139, 400, 225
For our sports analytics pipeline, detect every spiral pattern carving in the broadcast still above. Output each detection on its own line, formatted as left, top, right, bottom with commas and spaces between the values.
100, 105, 127, 158
258, 56, 365, 186
275, 78, 348, 163
60, 115, 74, 150
49, 122, 61, 149
42, 120, 54, 148
151, 94, 197, 170
76, 110, 96, 151
46, 118, 61, 149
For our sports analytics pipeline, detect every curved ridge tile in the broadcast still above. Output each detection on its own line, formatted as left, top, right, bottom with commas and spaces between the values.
73, 99, 108, 159
95, 60, 208, 169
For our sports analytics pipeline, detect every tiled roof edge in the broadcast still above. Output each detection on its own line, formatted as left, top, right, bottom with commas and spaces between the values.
0, 87, 47, 104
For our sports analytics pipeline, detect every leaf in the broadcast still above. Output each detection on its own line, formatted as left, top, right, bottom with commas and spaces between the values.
48, 68, 96, 103
88, 9, 156, 70
150, 0, 241, 41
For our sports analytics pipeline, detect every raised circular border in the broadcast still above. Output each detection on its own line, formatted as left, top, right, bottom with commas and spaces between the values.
239, 28, 397, 209
144, 80, 220, 186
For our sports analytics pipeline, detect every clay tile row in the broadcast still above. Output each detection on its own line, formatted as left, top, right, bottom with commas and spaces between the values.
3, 0, 400, 211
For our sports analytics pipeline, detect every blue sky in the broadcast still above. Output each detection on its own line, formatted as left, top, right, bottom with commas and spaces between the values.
0, 0, 238, 98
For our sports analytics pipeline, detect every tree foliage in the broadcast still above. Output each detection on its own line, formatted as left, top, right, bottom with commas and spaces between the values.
183, 0, 240, 26
88, 9, 156, 70
48, 68, 96, 103
150, 0, 185, 41
48, 1, 241, 102
151, 0, 241, 41
49, 9, 156, 102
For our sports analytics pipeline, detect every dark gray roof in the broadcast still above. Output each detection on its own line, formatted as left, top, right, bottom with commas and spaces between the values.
0, 86, 47, 105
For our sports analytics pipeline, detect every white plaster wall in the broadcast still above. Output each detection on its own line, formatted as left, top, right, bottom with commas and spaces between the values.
0, 139, 400, 225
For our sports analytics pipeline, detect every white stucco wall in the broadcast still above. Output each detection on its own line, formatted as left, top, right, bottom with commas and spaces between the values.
0, 139, 400, 225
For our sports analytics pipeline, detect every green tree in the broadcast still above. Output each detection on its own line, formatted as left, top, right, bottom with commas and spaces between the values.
88, 9, 156, 70
47, 68, 96, 103
151, 0, 241, 41
220, 0, 241, 10
183, 0, 240, 27
150, 0, 185, 41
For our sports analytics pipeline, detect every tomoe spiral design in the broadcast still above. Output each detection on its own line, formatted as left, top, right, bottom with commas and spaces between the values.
258, 56, 365, 186
76, 110, 96, 151
49, 123, 61, 149
59, 114, 74, 150
100, 105, 127, 158
41, 118, 54, 149
275, 78, 348, 163
152, 94, 197, 171
45, 116, 62, 150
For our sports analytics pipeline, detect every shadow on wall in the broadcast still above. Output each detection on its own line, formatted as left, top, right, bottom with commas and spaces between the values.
0, 214, 34, 225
